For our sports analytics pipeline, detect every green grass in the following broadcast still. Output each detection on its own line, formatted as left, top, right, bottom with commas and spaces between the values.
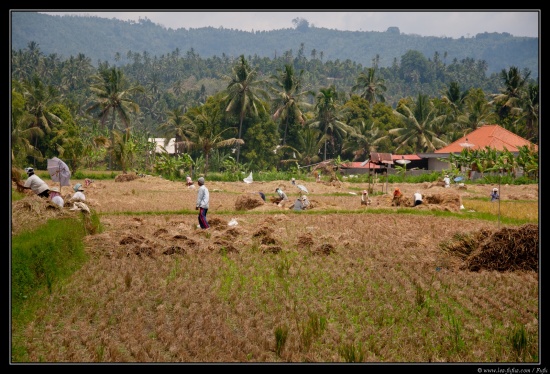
11, 211, 102, 361
17, 167, 539, 187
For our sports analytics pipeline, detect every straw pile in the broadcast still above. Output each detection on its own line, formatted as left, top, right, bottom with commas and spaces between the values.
423, 190, 462, 212
235, 193, 265, 211
441, 224, 538, 272
115, 172, 140, 182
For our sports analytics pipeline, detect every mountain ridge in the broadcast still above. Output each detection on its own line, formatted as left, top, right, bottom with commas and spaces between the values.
11, 12, 538, 78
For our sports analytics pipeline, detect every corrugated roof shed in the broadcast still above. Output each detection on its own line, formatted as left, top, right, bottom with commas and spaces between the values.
370, 152, 393, 164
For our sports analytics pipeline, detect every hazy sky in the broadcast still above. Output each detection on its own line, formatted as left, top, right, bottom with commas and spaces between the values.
37, 10, 540, 38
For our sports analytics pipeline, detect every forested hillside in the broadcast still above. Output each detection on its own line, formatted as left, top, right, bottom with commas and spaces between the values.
11, 12, 538, 178
11, 12, 538, 78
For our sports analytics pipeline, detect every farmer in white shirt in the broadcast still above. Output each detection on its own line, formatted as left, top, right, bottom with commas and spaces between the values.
71, 183, 86, 201
18, 167, 50, 198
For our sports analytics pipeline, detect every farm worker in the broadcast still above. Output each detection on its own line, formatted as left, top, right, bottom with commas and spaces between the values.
71, 183, 86, 201
443, 174, 451, 188
293, 195, 309, 211
258, 192, 266, 202
301, 195, 310, 209
291, 177, 296, 185
195, 177, 210, 229
18, 167, 50, 198
49, 187, 64, 207
361, 190, 371, 206
413, 191, 423, 206
490, 188, 499, 202
393, 187, 402, 199
293, 197, 305, 211
275, 187, 289, 202
186, 175, 194, 188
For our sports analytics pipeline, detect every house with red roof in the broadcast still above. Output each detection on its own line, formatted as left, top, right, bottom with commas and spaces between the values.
419, 124, 538, 171
340, 124, 537, 174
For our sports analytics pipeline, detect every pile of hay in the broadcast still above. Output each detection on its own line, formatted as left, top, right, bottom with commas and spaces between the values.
11, 194, 75, 235
392, 195, 411, 207
115, 172, 140, 182
296, 233, 314, 248
206, 217, 227, 229
441, 224, 538, 272
423, 190, 462, 212
235, 194, 265, 211
12, 168, 25, 192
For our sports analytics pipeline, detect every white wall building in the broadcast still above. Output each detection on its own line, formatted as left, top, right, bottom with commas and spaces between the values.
149, 138, 176, 154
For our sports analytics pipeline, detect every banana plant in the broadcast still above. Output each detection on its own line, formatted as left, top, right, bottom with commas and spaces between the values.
153, 149, 193, 180
516, 145, 538, 180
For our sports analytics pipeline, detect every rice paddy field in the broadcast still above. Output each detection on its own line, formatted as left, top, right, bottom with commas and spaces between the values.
10, 176, 540, 365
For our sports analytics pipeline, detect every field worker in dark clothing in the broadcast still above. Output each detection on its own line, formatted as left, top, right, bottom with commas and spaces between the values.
195, 177, 210, 229
258, 192, 266, 201
490, 188, 500, 202
18, 167, 50, 198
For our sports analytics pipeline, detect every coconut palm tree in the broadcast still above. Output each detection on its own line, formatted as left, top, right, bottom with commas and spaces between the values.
20, 75, 63, 166
351, 67, 387, 106
442, 81, 468, 113
515, 82, 539, 143
11, 89, 44, 165
178, 104, 244, 176
309, 85, 355, 160
87, 67, 144, 169
157, 106, 192, 154
223, 55, 269, 164
269, 64, 311, 146
344, 120, 386, 162
490, 66, 530, 120
390, 94, 447, 153
276, 127, 327, 170
457, 88, 498, 133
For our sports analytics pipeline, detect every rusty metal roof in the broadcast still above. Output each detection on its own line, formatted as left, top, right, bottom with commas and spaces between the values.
341, 161, 383, 169
369, 152, 393, 164
392, 154, 421, 161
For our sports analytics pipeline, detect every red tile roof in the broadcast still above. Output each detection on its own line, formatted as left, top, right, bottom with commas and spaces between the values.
435, 124, 538, 154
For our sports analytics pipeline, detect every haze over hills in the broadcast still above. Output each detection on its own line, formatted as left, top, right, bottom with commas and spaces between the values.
11, 12, 538, 78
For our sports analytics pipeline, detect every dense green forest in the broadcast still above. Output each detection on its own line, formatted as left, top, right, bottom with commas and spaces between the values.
11, 12, 538, 78
11, 17, 539, 179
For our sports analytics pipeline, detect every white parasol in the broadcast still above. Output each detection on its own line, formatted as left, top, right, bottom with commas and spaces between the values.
47, 157, 71, 190
296, 184, 309, 194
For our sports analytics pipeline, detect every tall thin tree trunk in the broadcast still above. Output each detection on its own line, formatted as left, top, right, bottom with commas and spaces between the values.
283, 118, 289, 145
236, 115, 244, 164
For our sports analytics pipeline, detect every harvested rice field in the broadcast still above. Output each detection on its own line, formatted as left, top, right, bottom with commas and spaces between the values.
11, 176, 540, 363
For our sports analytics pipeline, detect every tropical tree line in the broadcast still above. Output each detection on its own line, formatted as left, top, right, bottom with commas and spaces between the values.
11, 43, 538, 178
